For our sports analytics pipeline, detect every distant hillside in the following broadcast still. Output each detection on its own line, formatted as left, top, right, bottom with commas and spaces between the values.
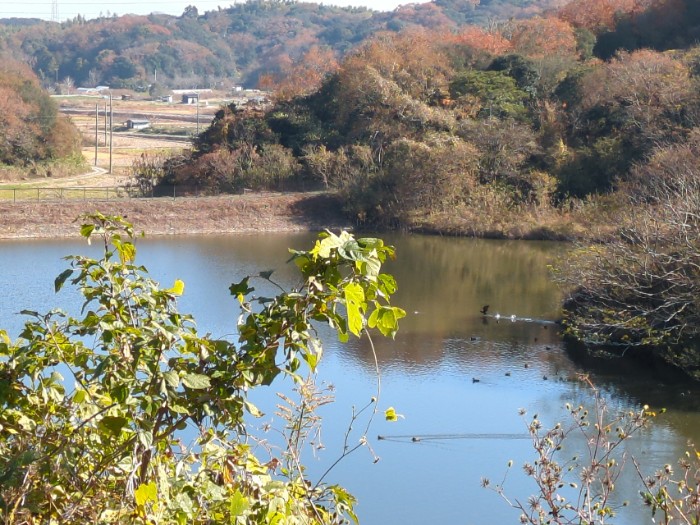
0, 18, 44, 27
0, 0, 564, 90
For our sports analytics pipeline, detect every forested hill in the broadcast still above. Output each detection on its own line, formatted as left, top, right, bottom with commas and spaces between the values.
152, 0, 700, 230
0, 0, 565, 89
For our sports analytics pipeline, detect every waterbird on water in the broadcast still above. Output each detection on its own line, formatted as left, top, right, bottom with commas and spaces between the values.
480, 304, 490, 315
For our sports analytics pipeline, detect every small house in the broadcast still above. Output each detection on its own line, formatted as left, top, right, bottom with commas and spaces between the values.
182, 93, 199, 105
126, 119, 150, 130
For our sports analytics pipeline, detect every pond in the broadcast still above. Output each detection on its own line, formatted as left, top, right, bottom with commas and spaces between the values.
2, 232, 700, 524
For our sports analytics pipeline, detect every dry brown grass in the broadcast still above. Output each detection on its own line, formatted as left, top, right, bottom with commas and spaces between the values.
404, 195, 617, 241
0, 192, 350, 240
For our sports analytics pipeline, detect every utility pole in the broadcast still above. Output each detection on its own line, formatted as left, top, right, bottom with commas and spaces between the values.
195, 93, 200, 135
104, 100, 108, 145
109, 93, 113, 175
94, 103, 98, 166
51, 0, 59, 22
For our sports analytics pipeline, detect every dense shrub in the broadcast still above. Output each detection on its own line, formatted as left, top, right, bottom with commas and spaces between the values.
0, 58, 81, 165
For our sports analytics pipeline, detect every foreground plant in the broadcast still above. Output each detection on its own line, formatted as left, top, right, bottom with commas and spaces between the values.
485, 377, 658, 524
0, 213, 404, 524
487, 375, 700, 524
637, 446, 700, 524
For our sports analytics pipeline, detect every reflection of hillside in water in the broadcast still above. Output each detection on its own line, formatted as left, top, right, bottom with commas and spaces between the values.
337, 320, 565, 373
382, 235, 566, 335
330, 234, 567, 372
144, 233, 700, 445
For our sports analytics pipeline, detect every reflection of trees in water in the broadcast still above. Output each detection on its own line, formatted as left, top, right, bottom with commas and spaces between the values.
337, 321, 566, 374
382, 235, 566, 337
563, 340, 700, 409
560, 340, 700, 454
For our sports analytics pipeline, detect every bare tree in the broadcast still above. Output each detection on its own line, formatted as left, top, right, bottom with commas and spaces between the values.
557, 137, 700, 378
58, 76, 75, 95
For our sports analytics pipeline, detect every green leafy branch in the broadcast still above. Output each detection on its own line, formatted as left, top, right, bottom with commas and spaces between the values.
0, 216, 404, 525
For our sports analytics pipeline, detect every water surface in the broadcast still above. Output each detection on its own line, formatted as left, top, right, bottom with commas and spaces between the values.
2, 232, 699, 524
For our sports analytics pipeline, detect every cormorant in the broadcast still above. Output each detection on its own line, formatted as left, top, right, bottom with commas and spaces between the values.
480, 305, 490, 315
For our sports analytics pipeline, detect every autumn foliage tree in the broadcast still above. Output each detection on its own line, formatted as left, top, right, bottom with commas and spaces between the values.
557, 0, 653, 33
509, 17, 578, 60
326, 28, 457, 144
449, 26, 512, 62
258, 46, 339, 100
0, 57, 81, 166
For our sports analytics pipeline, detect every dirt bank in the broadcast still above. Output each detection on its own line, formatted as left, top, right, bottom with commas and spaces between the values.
0, 192, 351, 240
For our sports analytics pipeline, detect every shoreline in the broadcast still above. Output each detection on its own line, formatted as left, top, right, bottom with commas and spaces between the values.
0, 192, 352, 240
0, 190, 592, 242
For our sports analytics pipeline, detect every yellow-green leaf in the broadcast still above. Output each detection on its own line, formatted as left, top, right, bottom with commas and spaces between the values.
134, 481, 157, 507
229, 490, 250, 518
99, 415, 128, 436
73, 389, 87, 404
113, 239, 136, 264
167, 279, 185, 296
344, 282, 365, 337
385, 406, 403, 422
244, 400, 263, 418
163, 370, 180, 389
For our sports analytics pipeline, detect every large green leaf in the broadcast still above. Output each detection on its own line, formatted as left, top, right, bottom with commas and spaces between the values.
98, 415, 128, 436
344, 282, 365, 337
79, 223, 95, 239
54, 269, 74, 293
368, 305, 406, 338
182, 373, 211, 390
